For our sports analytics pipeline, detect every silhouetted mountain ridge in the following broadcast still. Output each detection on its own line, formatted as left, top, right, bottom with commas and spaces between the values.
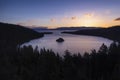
33, 26, 101, 30
0, 22, 44, 45
55, 27, 100, 30
63, 26, 120, 42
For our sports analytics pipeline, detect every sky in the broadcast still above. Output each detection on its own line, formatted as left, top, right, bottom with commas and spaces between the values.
0, 0, 120, 28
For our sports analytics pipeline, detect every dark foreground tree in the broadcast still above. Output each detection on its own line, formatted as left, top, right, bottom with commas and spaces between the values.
0, 42, 120, 80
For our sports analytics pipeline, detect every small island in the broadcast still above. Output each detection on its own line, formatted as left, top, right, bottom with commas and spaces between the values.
56, 38, 64, 42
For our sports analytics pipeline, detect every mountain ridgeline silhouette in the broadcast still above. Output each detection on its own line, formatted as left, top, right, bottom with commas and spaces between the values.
62, 26, 120, 42
0, 22, 44, 45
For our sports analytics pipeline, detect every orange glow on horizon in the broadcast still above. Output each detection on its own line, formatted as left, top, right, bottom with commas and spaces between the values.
47, 13, 120, 28
79, 13, 101, 27
19, 13, 120, 29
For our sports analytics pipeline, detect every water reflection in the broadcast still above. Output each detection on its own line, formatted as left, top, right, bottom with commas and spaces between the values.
22, 30, 113, 55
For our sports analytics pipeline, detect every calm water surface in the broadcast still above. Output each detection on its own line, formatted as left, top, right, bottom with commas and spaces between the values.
22, 30, 113, 55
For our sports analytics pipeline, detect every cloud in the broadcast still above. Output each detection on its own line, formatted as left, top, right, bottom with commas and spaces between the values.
71, 16, 77, 20
84, 13, 94, 18
62, 16, 77, 21
50, 18, 56, 22
50, 16, 78, 23
115, 17, 120, 21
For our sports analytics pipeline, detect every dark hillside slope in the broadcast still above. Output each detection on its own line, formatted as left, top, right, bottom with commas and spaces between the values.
63, 26, 120, 42
0, 22, 44, 45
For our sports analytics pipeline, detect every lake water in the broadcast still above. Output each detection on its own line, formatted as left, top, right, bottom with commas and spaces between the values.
21, 30, 113, 55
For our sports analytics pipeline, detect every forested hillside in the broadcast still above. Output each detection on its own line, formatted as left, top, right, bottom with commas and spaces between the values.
0, 22, 44, 45
63, 26, 120, 42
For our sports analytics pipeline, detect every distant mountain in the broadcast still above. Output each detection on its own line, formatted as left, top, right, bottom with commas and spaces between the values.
54, 27, 101, 30
63, 26, 120, 42
33, 27, 53, 34
0, 22, 44, 45
33, 26, 100, 31
33, 27, 48, 30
